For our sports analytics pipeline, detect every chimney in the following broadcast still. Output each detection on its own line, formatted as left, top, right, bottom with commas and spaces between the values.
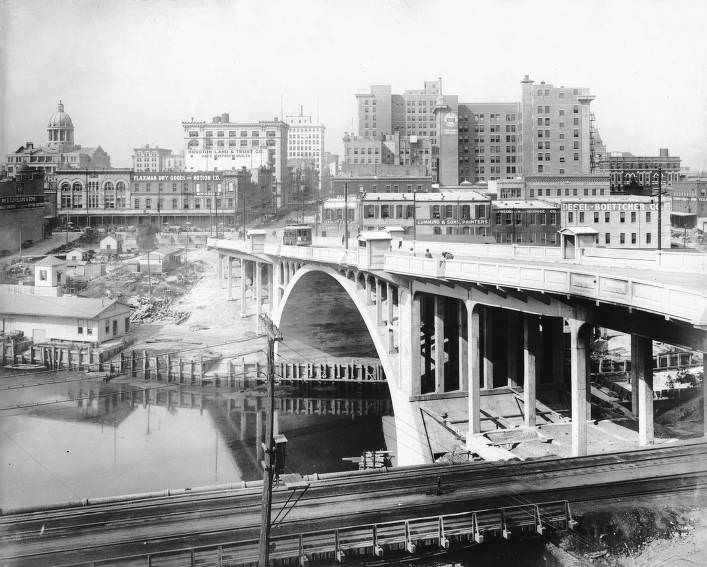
26, 142, 33, 149
221, 113, 229, 123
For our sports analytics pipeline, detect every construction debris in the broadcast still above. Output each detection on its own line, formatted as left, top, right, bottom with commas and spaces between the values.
128, 296, 191, 325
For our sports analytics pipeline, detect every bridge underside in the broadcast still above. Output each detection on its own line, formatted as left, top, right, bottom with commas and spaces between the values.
214, 250, 706, 466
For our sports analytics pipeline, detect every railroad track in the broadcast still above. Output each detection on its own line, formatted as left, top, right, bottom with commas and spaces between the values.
1, 441, 706, 566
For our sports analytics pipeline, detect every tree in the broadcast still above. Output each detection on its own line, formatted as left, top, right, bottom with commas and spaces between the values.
136, 224, 159, 252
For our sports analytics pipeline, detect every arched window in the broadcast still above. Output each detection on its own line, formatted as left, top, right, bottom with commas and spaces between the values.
104, 181, 114, 191
60, 182, 71, 192
72, 181, 83, 191
445, 205, 453, 218
461, 205, 470, 219
116, 181, 126, 192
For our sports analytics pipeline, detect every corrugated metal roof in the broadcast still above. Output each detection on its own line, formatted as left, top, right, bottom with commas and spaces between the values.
0, 295, 130, 319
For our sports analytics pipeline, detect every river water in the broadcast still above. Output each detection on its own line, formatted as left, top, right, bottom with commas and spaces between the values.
0, 370, 392, 510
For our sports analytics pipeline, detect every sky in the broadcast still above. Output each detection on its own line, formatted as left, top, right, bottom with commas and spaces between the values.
1, 0, 706, 170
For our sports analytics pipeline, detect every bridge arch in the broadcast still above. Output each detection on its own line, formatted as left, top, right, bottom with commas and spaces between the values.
273, 263, 428, 465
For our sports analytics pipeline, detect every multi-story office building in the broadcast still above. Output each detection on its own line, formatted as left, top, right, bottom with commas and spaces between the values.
286, 110, 325, 195
458, 103, 521, 183
352, 80, 459, 186
520, 76, 595, 176
182, 113, 288, 208
597, 149, 681, 193
5, 101, 111, 183
132, 145, 183, 172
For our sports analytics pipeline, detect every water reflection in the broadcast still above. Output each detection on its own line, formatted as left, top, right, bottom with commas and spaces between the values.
0, 375, 393, 509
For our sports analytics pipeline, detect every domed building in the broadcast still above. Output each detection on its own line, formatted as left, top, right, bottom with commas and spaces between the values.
5, 101, 111, 181
46, 100, 75, 151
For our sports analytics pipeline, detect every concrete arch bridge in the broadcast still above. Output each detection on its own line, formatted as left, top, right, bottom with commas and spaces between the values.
209, 234, 707, 466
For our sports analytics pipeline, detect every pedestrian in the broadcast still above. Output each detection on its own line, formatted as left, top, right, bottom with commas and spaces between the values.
425, 249, 432, 258
398, 239, 403, 249
409, 247, 416, 257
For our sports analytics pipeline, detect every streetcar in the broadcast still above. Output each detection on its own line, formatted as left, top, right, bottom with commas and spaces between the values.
282, 224, 313, 246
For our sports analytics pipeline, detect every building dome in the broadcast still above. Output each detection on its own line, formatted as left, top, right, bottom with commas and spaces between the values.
48, 101, 74, 129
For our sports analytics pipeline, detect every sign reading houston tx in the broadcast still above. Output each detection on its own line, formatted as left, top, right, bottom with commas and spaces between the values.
561, 202, 660, 211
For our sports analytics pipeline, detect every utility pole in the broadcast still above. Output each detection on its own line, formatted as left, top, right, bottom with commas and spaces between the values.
258, 313, 283, 567
657, 166, 663, 251
344, 181, 349, 250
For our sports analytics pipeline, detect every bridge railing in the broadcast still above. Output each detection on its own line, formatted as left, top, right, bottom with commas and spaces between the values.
438, 257, 706, 326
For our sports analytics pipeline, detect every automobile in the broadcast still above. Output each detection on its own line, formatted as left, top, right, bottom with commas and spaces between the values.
126, 225, 137, 233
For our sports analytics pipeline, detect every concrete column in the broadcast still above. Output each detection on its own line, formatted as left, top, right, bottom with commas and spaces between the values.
551, 318, 565, 388
523, 315, 539, 428
398, 287, 421, 396
217, 253, 224, 286
376, 278, 384, 326
239, 412, 247, 441
506, 311, 520, 388
630, 338, 640, 417
240, 259, 247, 318
227, 257, 233, 300
466, 301, 481, 437
255, 262, 263, 320
266, 264, 273, 313
434, 295, 445, 393
272, 263, 280, 314
569, 320, 589, 457
632, 335, 654, 445
458, 301, 468, 392
482, 306, 494, 389
386, 283, 394, 325
365, 276, 373, 305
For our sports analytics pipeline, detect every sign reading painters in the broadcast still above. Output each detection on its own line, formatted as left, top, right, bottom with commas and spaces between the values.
416, 217, 489, 226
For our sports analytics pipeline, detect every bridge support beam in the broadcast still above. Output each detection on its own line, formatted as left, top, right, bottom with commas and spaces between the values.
458, 301, 468, 392
466, 300, 481, 437
240, 259, 247, 318
434, 296, 445, 393
569, 319, 590, 457
376, 279, 384, 326
550, 318, 565, 388
483, 307, 494, 389
632, 335, 654, 446
399, 287, 421, 396
227, 256, 233, 301
523, 315, 539, 428
506, 311, 521, 388
255, 262, 263, 320
217, 253, 224, 287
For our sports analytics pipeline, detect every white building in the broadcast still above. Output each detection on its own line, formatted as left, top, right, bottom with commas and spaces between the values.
286, 110, 325, 194
182, 113, 289, 208
0, 295, 131, 344
99, 235, 123, 253
34, 256, 65, 294
132, 145, 183, 172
